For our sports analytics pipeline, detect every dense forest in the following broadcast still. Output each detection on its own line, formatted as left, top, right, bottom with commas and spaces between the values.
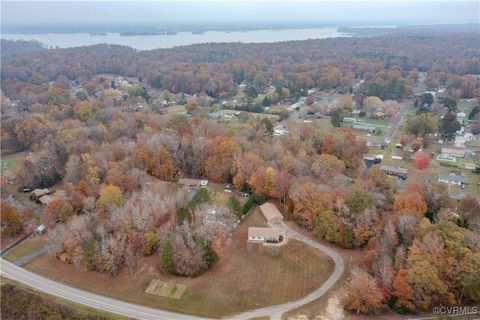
1, 27, 479, 316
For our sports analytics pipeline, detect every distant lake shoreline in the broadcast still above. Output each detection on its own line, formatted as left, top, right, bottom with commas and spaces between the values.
1, 28, 352, 50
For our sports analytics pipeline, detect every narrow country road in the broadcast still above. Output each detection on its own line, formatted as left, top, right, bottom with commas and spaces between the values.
230, 221, 345, 320
385, 103, 409, 143
0, 221, 344, 320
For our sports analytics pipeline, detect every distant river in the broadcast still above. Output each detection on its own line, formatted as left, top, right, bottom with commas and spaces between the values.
2, 28, 350, 50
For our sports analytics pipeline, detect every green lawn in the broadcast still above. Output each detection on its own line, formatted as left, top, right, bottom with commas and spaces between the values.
166, 104, 186, 114
354, 117, 390, 127
3, 238, 47, 263
0, 151, 26, 174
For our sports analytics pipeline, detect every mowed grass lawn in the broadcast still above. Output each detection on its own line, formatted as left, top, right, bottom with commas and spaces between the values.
0, 151, 26, 174
24, 208, 334, 318
3, 238, 47, 263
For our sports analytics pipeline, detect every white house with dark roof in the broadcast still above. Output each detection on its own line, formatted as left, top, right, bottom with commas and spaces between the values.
248, 227, 283, 243
438, 174, 467, 186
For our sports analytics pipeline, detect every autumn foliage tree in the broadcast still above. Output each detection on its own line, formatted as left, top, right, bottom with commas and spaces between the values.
343, 270, 384, 314
392, 268, 415, 312
394, 191, 427, 219
204, 136, 239, 182
43, 198, 74, 225
96, 185, 124, 210
414, 152, 431, 170
1, 201, 23, 236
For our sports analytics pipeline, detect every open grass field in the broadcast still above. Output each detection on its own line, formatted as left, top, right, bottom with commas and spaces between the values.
23, 208, 334, 318
0, 151, 26, 174
3, 237, 47, 263
312, 92, 344, 113
354, 117, 391, 127
165, 104, 186, 114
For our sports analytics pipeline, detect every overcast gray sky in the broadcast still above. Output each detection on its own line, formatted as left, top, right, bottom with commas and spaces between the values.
2, 1, 479, 26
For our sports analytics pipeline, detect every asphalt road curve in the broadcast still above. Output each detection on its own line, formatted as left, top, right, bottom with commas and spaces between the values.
1, 221, 344, 320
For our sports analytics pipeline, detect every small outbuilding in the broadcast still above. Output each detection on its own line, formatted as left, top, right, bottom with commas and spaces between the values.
35, 224, 46, 235
248, 227, 283, 243
177, 178, 208, 189
259, 202, 284, 224
465, 163, 477, 170
30, 188, 54, 201
39, 195, 55, 206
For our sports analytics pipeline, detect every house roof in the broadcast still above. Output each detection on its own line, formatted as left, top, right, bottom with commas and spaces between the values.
259, 203, 283, 221
441, 148, 465, 155
379, 165, 408, 174
438, 174, 467, 183
178, 178, 201, 186
39, 195, 55, 205
353, 124, 375, 130
248, 227, 281, 238
31, 188, 51, 197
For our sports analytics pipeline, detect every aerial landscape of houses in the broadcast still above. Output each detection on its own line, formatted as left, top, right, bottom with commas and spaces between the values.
0, 1, 479, 319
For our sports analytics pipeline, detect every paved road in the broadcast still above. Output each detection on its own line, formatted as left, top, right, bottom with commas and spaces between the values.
1, 221, 344, 320
230, 221, 345, 320
385, 104, 409, 143
0, 259, 206, 320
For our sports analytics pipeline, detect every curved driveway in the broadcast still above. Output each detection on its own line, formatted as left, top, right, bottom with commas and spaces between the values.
230, 221, 345, 320
1, 221, 344, 320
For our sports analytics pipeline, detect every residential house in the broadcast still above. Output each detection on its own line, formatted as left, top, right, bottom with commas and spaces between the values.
30, 188, 54, 201
177, 179, 208, 189
438, 174, 467, 186
353, 124, 376, 133
379, 165, 408, 179
441, 148, 466, 158
248, 227, 283, 243
342, 117, 357, 125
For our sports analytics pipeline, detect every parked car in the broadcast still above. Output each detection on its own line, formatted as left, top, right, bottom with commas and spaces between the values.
19, 186, 32, 193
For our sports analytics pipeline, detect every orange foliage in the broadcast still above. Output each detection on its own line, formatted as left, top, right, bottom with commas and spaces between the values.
394, 191, 427, 218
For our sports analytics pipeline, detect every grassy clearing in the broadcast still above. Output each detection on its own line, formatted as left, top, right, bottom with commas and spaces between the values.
165, 104, 186, 114
24, 208, 334, 318
0, 151, 26, 174
3, 237, 47, 263
354, 117, 390, 127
